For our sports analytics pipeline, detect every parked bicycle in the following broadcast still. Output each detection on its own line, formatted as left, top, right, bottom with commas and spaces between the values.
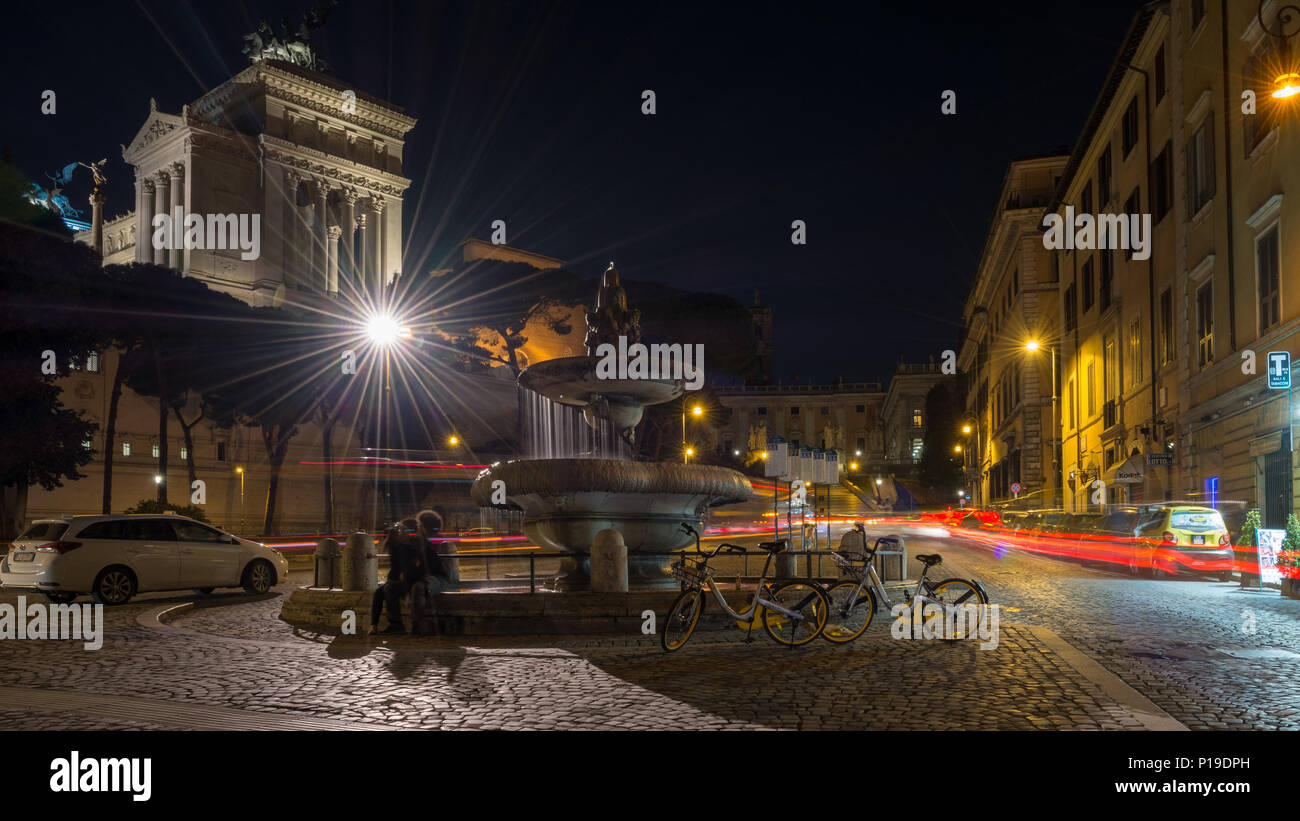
822, 523, 989, 643
662, 523, 830, 652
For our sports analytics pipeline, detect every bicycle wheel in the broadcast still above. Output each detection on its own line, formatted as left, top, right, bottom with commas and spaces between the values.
822, 581, 874, 643
923, 578, 986, 641
761, 581, 829, 647
661, 588, 705, 652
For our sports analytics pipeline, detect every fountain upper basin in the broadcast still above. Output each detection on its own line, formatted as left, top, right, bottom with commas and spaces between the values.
518, 356, 683, 431
471, 458, 754, 586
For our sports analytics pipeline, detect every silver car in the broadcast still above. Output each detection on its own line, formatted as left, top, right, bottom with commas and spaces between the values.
0, 514, 289, 605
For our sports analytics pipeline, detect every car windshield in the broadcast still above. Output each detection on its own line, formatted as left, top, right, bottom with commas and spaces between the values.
1170, 511, 1225, 531
16, 522, 69, 542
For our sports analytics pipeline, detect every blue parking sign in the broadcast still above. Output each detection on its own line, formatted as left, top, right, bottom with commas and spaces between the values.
1267, 351, 1291, 389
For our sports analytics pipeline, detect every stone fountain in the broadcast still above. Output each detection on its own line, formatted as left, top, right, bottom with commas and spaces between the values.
470, 263, 754, 589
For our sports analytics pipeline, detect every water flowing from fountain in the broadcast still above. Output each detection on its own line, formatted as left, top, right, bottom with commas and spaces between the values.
522, 388, 630, 460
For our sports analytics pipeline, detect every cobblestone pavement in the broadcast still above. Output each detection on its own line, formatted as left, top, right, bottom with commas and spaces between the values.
0, 517, 1295, 730
889, 526, 1300, 731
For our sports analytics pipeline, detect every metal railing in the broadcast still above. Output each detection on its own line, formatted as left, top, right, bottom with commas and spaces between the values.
367, 544, 911, 594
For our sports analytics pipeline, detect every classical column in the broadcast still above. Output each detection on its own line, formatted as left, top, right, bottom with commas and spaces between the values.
355, 212, 369, 298
370, 196, 385, 292
340, 189, 358, 286
326, 225, 341, 295
153, 172, 169, 266
134, 175, 148, 262
168, 162, 185, 270
90, 191, 105, 256
283, 169, 301, 290
315, 180, 331, 291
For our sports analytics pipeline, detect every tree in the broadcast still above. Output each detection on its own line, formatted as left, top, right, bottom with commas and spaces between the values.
434, 259, 584, 376
918, 381, 964, 496
0, 219, 113, 539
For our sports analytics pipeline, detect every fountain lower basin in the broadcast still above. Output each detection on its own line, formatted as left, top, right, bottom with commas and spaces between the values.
471, 458, 754, 589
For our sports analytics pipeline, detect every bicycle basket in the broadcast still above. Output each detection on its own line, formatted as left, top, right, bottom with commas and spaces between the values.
670, 556, 712, 587
831, 551, 870, 581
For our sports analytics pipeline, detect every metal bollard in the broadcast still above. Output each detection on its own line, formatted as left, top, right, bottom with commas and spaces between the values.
343, 531, 378, 592
313, 538, 343, 589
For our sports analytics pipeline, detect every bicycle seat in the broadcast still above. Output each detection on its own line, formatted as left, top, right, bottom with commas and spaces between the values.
757, 539, 788, 554
915, 553, 943, 566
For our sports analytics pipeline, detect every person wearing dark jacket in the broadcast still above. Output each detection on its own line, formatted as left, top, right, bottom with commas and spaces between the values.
370, 518, 420, 635
409, 509, 450, 636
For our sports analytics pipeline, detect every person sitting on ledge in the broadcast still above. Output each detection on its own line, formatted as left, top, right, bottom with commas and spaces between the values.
410, 509, 451, 636
370, 517, 420, 635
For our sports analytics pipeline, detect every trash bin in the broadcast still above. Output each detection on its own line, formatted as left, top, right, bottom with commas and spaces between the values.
343, 531, 378, 592
313, 538, 342, 589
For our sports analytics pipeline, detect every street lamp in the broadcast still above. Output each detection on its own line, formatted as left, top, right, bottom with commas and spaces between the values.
235, 467, 245, 532
1259, 2, 1300, 97
682, 401, 705, 463
448, 434, 459, 446
1025, 339, 1059, 508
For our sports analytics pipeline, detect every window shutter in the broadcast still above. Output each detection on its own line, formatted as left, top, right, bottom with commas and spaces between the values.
1205, 113, 1216, 200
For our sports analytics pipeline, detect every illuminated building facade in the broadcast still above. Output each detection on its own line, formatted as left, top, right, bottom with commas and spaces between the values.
960, 153, 1068, 508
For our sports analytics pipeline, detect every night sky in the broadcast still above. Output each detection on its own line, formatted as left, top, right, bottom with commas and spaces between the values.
3, 0, 1144, 385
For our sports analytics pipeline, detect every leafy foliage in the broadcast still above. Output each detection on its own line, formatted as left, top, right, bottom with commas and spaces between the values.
122, 498, 212, 523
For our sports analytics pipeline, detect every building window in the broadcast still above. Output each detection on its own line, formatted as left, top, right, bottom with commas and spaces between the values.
1128, 317, 1143, 386
1190, 0, 1205, 31
1012, 267, 1019, 296
855, 404, 864, 413
1257, 226, 1280, 333
1196, 280, 1214, 369
1159, 288, 1173, 365
82, 439, 93, 451
791, 407, 800, 416
757, 406, 766, 415
1155, 45, 1167, 102
1187, 115, 1215, 216
1103, 335, 1117, 401
180, 446, 188, 460
820, 406, 829, 416
85, 351, 100, 373
1082, 258, 1095, 313
1064, 283, 1077, 331
1245, 41, 1282, 153
1096, 145, 1112, 206
1067, 378, 1076, 430
1124, 188, 1141, 260
1121, 96, 1139, 158
122, 442, 131, 457
1099, 250, 1113, 311
856, 437, 866, 451
912, 408, 923, 427
152, 444, 160, 458
217, 442, 227, 462
911, 438, 923, 463
1081, 180, 1093, 215
1086, 359, 1096, 417
1152, 141, 1172, 223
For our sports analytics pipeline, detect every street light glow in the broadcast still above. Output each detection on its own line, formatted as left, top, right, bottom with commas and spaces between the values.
953, 445, 962, 453
850, 462, 858, 470
1273, 72, 1300, 98
692, 405, 703, 416
366, 314, 402, 346
153, 475, 163, 484
962, 424, 971, 434
1025, 340, 1040, 352
448, 435, 459, 446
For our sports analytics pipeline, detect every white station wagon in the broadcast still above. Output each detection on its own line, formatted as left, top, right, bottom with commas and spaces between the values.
0, 514, 289, 605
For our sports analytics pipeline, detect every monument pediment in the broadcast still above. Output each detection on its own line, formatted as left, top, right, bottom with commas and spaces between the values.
122, 104, 187, 161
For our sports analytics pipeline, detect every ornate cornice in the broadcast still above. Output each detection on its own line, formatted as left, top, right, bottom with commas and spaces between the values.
262, 135, 411, 197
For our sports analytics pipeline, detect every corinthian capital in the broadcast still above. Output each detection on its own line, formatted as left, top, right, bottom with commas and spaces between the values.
169, 161, 185, 180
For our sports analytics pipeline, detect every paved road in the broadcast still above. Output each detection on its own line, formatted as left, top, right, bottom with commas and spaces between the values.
0, 487, 1296, 730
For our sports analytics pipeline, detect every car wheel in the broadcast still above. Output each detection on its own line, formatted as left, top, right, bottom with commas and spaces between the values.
1215, 571, 1233, 583
1152, 561, 1172, 580
194, 587, 215, 595
92, 567, 137, 605
241, 559, 275, 594
43, 591, 78, 604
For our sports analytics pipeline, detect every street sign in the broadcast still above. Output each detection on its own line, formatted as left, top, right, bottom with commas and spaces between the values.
1010, 482, 1021, 497
1267, 351, 1291, 389
1258, 528, 1285, 586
